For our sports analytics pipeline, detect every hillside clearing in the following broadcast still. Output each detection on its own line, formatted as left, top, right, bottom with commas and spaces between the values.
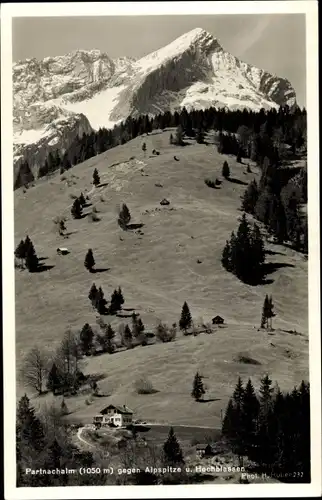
15, 129, 308, 423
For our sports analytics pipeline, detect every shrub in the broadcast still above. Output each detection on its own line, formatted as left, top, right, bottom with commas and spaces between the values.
205, 178, 216, 188
134, 377, 156, 395
155, 322, 176, 342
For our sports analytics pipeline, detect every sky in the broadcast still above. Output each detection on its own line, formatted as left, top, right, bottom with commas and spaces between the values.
12, 14, 306, 107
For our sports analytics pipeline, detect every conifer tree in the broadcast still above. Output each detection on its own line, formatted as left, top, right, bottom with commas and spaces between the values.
196, 128, 205, 144
241, 180, 259, 215
257, 374, 275, 467
93, 168, 100, 187
191, 372, 205, 401
175, 125, 184, 146
79, 323, 94, 355
222, 161, 230, 179
222, 398, 235, 439
88, 283, 98, 308
169, 133, 174, 145
16, 394, 45, 452
123, 324, 133, 348
163, 427, 185, 466
71, 198, 83, 219
47, 438, 63, 469
260, 295, 270, 328
46, 363, 62, 395
106, 324, 116, 343
221, 240, 232, 271
25, 239, 39, 272
84, 249, 95, 272
179, 301, 192, 331
117, 287, 125, 309
142, 142, 147, 155
118, 204, 131, 229
109, 289, 120, 314
241, 379, 259, 456
15, 240, 27, 266
96, 287, 107, 314
79, 192, 86, 206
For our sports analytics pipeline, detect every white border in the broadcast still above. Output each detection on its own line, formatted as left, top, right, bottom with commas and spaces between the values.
1, 2, 320, 499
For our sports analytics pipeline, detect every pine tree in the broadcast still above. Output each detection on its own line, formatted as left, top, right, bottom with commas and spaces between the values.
222, 161, 230, 179
47, 438, 63, 469
96, 287, 107, 314
16, 394, 45, 453
191, 372, 205, 401
71, 198, 83, 219
117, 287, 125, 309
169, 133, 174, 145
257, 374, 275, 468
46, 363, 62, 395
267, 295, 275, 329
88, 283, 98, 308
196, 128, 205, 144
260, 295, 270, 328
109, 289, 120, 314
15, 240, 27, 266
79, 192, 86, 206
179, 301, 192, 331
241, 180, 259, 215
25, 239, 39, 272
123, 324, 132, 347
163, 427, 185, 466
241, 379, 259, 456
222, 398, 235, 438
142, 142, 147, 155
79, 323, 94, 355
93, 168, 100, 187
221, 241, 232, 271
118, 204, 131, 229
84, 249, 95, 272
175, 125, 184, 146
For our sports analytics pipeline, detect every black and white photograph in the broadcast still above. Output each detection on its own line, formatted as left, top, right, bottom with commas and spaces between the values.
1, 1, 320, 498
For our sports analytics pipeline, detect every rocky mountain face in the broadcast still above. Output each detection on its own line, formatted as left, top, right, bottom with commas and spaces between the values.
13, 28, 297, 186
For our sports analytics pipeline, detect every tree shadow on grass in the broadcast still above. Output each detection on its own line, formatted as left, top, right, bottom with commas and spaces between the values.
265, 249, 286, 256
116, 312, 134, 318
227, 177, 248, 186
198, 398, 221, 403
98, 182, 109, 188
92, 267, 110, 273
33, 264, 55, 273
250, 262, 295, 285
126, 223, 145, 230
38, 257, 48, 261
263, 262, 295, 274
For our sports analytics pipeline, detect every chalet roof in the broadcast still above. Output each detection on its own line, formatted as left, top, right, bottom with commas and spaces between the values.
100, 404, 133, 415
212, 315, 224, 321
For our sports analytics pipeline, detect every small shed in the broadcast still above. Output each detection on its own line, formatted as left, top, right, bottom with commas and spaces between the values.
196, 443, 215, 458
212, 315, 224, 325
160, 198, 170, 206
57, 247, 69, 255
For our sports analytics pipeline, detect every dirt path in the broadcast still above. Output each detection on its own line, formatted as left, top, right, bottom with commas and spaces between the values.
76, 426, 99, 449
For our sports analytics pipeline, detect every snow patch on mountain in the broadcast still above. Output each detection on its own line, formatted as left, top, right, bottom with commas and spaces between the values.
13, 27, 297, 187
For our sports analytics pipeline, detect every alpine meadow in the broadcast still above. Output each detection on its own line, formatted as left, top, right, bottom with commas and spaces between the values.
11, 21, 311, 488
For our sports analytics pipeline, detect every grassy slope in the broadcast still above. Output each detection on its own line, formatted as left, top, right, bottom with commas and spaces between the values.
15, 129, 308, 424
